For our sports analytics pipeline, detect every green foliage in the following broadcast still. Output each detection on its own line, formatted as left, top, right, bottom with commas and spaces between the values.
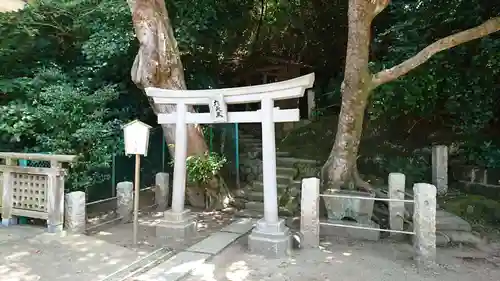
0, 0, 133, 194
454, 140, 500, 168
0, 66, 123, 192
0, 0, 259, 198
441, 194, 500, 225
362, 149, 430, 187
185, 152, 227, 186
367, 0, 500, 168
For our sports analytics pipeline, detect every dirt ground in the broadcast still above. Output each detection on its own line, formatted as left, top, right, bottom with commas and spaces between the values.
0, 208, 236, 281
185, 236, 500, 281
89, 208, 237, 254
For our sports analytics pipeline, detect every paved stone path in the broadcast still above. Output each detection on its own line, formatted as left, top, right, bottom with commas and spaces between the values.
132, 218, 256, 281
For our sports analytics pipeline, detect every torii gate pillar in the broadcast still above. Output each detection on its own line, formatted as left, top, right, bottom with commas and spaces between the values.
146, 73, 315, 257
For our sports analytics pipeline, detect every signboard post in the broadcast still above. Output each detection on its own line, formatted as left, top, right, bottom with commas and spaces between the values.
122, 120, 152, 245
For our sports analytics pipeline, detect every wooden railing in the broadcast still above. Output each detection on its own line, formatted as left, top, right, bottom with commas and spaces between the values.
0, 152, 76, 232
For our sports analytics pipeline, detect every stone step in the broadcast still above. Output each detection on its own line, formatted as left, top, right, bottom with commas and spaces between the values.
257, 174, 293, 185
436, 210, 472, 232
276, 151, 291, 157
239, 140, 260, 144
238, 134, 258, 140
239, 145, 261, 150
239, 137, 261, 142
251, 181, 289, 192
245, 201, 264, 211
235, 208, 263, 218
276, 157, 319, 167
238, 203, 293, 217
276, 166, 296, 176
246, 191, 264, 202
239, 148, 261, 154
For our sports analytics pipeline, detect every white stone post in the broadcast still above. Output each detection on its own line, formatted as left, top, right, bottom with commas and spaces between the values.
307, 89, 316, 120
432, 145, 448, 195
155, 172, 169, 211
261, 97, 279, 224
389, 173, 405, 234
156, 103, 195, 238
413, 183, 437, 267
1, 158, 14, 226
64, 191, 86, 233
47, 160, 64, 233
172, 102, 187, 213
117, 181, 134, 223
300, 177, 320, 248
248, 97, 291, 258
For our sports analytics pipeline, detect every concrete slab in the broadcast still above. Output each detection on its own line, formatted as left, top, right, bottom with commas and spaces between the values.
321, 220, 381, 241
133, 251, 211, 281
186, 231, 241, 255
220, 218, 255, 234
436, 210, 472, 232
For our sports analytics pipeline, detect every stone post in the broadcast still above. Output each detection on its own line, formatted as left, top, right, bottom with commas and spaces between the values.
1, 158, 15, 226
389, 173, 405, 234
64, 191, 86, 233
300, 177, 320, 248
155, 173, 169, 211
47, 160, 64, 233
413, 183, 437, 268
432, 145, 448, 195
307, 89, 316, 120
117, 181, 134, 223
156, 103, 196, 239
248, 97, 291, 258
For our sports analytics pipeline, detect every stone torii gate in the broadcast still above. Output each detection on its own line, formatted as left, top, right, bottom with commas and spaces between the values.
146, 73, 314, 257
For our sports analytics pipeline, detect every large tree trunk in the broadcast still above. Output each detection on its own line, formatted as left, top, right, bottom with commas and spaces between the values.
126, 0, 234, 208
322, 0, 499, 192
321, 0, 375, 191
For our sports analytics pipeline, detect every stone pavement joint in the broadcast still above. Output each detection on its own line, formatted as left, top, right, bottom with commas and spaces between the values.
133, 218, 256, 281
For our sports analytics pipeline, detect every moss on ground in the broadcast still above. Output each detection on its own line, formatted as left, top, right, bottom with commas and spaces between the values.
439, 191, 500, 240
277, 115, 337, 162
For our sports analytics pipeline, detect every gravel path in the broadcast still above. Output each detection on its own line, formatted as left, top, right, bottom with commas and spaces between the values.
185, 236, 500, 281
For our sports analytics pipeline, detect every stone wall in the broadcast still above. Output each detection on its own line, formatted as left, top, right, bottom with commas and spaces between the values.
279, 162, 321, 215
239, 151, 263, 183
450, 165, 500, 200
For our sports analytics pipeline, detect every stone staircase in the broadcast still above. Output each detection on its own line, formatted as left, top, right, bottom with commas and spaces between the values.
236, 128, 320, 217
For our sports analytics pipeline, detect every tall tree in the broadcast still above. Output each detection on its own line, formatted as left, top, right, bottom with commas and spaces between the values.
322, 0, 500, 191
126, 0, 231, 207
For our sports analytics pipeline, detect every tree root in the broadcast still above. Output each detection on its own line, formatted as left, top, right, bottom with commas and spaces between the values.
204, 175, 236, 211
353, 165, 374, 192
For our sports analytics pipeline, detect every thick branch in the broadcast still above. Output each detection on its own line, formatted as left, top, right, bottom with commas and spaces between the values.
372, 17, 500, 88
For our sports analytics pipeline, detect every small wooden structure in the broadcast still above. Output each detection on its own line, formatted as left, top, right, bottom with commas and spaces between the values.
0, 152, 76, 232
123, 120, 152, 157
122, 119, 152, 245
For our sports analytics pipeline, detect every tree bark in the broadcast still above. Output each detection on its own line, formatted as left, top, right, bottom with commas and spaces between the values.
126, 0, 233, 208
322, 0, 500, 192
321, 0, 375, 191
